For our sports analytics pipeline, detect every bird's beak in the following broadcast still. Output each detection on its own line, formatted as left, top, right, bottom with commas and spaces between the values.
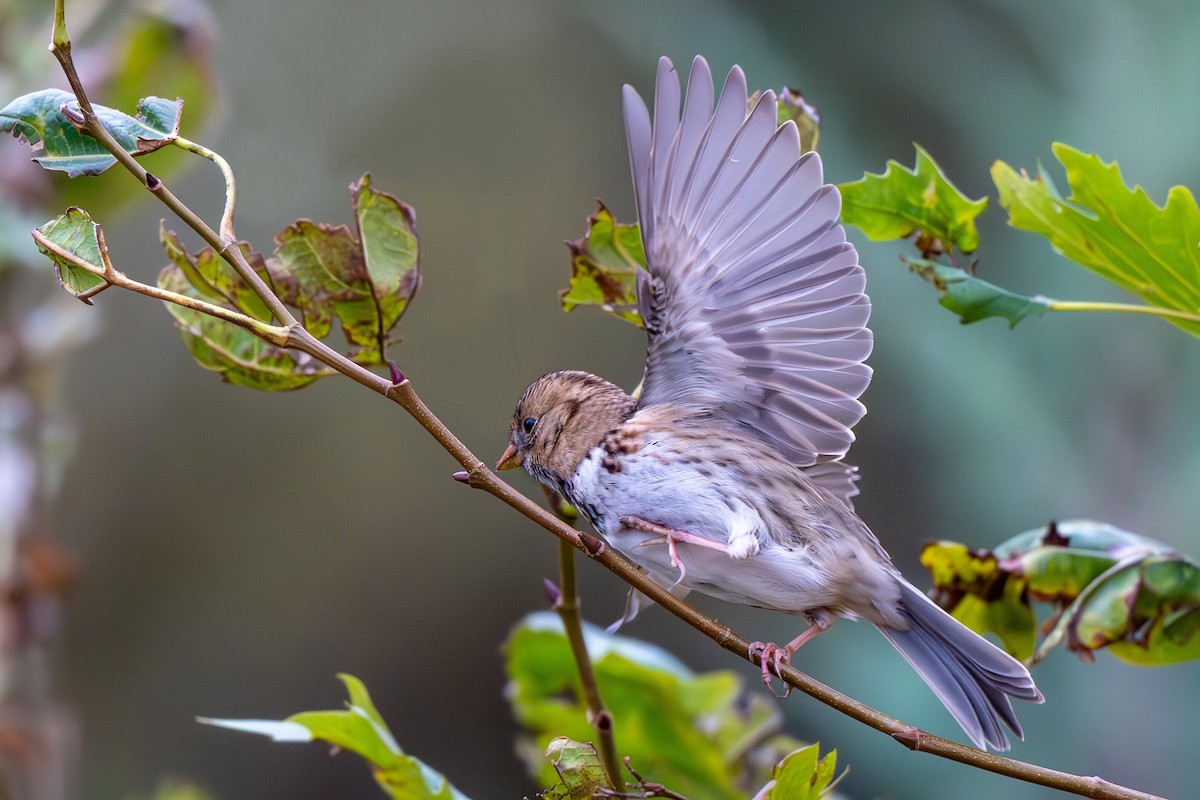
496, 441, 523, 471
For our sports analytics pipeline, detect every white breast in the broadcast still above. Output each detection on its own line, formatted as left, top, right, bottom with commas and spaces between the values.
571, 438, 846, 614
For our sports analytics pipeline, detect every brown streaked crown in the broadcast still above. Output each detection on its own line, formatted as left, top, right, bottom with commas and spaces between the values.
504, 371, 636, 487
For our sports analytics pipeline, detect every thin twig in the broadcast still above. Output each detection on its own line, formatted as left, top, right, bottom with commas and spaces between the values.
31, 226, 289, 344
596, 758, 690, 799
544, 487, 622, 790
40, 10, 1166, 800
48, 12, 292, 329
174, 136, 238, 241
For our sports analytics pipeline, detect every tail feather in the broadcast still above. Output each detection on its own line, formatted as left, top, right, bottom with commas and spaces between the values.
876, 580, 1042, 751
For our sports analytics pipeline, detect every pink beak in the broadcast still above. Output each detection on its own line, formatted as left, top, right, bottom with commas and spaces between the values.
496, 441, 523, 471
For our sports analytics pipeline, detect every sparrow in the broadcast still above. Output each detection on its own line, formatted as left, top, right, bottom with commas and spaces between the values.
497, 55, 1041, 751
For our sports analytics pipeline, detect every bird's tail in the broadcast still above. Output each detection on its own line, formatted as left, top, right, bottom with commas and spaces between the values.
875, 580, 1043, 750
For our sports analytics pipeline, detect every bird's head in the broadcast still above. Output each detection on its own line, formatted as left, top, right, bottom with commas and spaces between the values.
497, 370, 636, 483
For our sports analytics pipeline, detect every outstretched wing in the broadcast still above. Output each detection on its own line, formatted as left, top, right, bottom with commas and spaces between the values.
624, 56, 872, 467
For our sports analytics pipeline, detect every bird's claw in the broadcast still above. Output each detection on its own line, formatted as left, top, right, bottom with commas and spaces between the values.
622, 515, 734, 588
632, 533, 688, 587
748, 641, 794, 698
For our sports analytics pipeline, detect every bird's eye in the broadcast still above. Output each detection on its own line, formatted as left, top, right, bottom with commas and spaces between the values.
521, 417, 537, 435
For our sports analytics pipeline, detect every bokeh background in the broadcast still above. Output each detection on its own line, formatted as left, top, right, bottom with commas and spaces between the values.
4, 0, 1200, 798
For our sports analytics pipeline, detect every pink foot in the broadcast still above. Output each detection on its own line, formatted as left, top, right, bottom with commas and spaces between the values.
621, 515, 728, 586
748, 616, 832, 697
748, 641, 794, 697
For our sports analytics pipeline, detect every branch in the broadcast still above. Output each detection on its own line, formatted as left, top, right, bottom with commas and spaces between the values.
544, 490, 622, 789
599, 758, 691, 799
405, 385, 1162, 800
48, 10, 293, 329
31, 224, 289, 345
41, 10, 1164, 800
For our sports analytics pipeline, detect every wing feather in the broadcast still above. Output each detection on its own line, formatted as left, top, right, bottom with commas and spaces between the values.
624, 55, 872, 467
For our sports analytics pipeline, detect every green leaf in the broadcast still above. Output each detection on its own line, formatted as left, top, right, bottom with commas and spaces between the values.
755, 744, 838, 800
137, 779, 217, 800
560, 203, 645, 327
993, 143, 1200, 337
158, 227, 325, 391
269, 174, 420, 365
955, 582, 1038, 661
840, 144, 988, 254
1038, 553, 1200, 666
47, 6, 220, 214
200, 675, 471, 800
351, 174, 422, 354
158, 176, 419, 387
776, 87, 819, 154
993, 520, 1175, 561
924, 520, 1200, 665
542, 738, 610, 799
907, 258, 1052, 327
1, 89, 181, 177
920, 540, 1037, 660
269, 220, 362, 338
506, 612, 805, 800
31, 207, 110, 302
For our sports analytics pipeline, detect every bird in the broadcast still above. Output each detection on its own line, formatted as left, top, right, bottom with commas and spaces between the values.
496, 55, 1042, 751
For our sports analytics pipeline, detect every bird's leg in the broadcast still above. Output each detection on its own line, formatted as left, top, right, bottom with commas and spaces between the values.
749, 614, 833, 695
620, 515, 728, 584
621, 516, 729, 552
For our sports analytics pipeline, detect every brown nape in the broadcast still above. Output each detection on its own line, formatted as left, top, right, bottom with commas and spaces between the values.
514, 371, 636, 479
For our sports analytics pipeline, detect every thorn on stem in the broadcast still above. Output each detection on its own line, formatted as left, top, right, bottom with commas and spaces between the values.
543, 578, 562, 607
451, 471, 469, 483
387, 360, 405, 385
145, 172, 161, 190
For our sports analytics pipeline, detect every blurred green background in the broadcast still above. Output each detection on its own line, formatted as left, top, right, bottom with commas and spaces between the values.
4, 0, 1199, 798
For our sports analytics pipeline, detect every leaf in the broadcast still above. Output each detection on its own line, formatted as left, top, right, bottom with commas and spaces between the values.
542, 738, 610, 799
269, 174, 420, 364
47, 4, 220, 214
1038, 553, 1200, 666
907, 258, 1052, 327
840, 144, 988, 254
140, 779, 217, 800
506, 612, 805, 800
199, 718, 313, 741
776, 87, 819, 154
560, 203, 645, 327
351, 174, 422, 352
920, 541, 1037, 660
31, 207, 110, 302
269, 221, 362, 338
1, 89, 181, 177
752, 744, 838, 800
158, 176, 419, 387
925, 520, 1200, 665
993, 143, 1200, 337
200, 674, 471, 800
158, 226, 326, 391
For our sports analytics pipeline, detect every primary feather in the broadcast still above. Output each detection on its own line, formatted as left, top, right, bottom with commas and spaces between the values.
626, 56, 873, 468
